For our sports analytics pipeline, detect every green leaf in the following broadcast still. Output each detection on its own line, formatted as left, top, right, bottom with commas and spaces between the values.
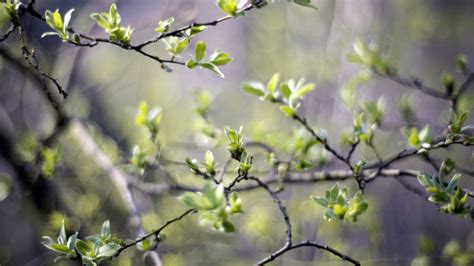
90, 14, 110, 30
67, 232, 78, 251
279, 105, 295, 117
53, 10, 63, 30
292, 82, 315, 100
209, 51, 232, 66
329, 184, 339, 201
458, 111, 468, 127
407, 127, 419, 147
311, 196, 328, 207
57, 220, 67, 245
217, 0, 239, 16
291, 0, 318, 10
109, 3, 120, 26
48, 243, 70, 254
155, 17, 174, 33
418, 125, 431, 143
75, 239, 93, 257
228, 192, 242, 213
242, 83, 265, 97
456, 54, 469, 72
189, 25, 207, 36
222, 220, 235, 233
280, 83, 292, 99
446, 174, 460, 194
186, 59, 196, 69
97, 243, 121, 258
195, 41, 207, 61
200, 62, 225, 78
101, 220, 111, 240
266, 73, 280, 94
417, 173, 432, 188
63, 9, 75, 31
175, 38, 189, 54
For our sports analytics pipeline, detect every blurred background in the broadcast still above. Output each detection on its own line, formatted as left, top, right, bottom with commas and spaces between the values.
0, 0, 474, 265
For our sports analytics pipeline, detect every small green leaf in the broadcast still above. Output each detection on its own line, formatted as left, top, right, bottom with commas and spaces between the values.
155, 17, 174, 33
48, 243, 70, 254
222, 220, 235, 233
417, 173, 432, 188
407, 127, 419, 147
175, 38, 189, 54
67, 232, 78, 251
458, 111, 468, 127
446, 174, 461, 194
90, 14, 110, 30
291, 0, 318, 10
101, 220, 111, 240
266, 73, 280, 94
279, 105, 295, 117
217, 0, 239, 16
292, 82, 315, 100
209, 51, 232, 66
200, 62, 225, 78
57, 220, 67, 245
311, 196, 328, 207
228, 192, 242, 213
242, 83, 265, 97
97, 243, 121, 258
75, 239, 93, 257
195, 41, 207, 61
280, 83, 292, 99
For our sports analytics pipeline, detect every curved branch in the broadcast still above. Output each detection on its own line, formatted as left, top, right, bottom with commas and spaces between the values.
257, 239, 361, 265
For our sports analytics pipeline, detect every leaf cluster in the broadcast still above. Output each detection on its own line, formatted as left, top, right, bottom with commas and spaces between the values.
312, 184, 368, 222
179, 182, 242, 232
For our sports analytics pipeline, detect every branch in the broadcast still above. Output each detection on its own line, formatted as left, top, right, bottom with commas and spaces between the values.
374, 68, 450, 101
19, 1, 261, 68
292, 113, 353, 171
453, 72, 474, 111
365, 133, 474, 172
257, 239, 361, 265
130, 168, 423, 195
248, 175, 359, 265
0, 24, 17, 42
116, 208, 197, 256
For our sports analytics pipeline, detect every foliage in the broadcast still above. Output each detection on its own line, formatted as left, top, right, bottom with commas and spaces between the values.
90, 3, 133, 44
179, 182, 242, 232
42, 220, 123, 266
43, 9, 76, 42
417, 171, 472, 217
1, 0, 474, 265
311, 183, 369, 222
186, 41, 232, 78
3, 0, 20, 25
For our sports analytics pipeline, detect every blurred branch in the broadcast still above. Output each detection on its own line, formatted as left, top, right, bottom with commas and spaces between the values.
374, 68, 450, 100
453, 72, 474, 111
0, 24, 17, 42
130, 168, 422, 194
0, 44, 163, 265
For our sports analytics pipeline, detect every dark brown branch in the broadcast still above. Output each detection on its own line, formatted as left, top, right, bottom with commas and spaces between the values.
116, 209, 197, 255
0, 24, 17, 42
257, 239, 360, 265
